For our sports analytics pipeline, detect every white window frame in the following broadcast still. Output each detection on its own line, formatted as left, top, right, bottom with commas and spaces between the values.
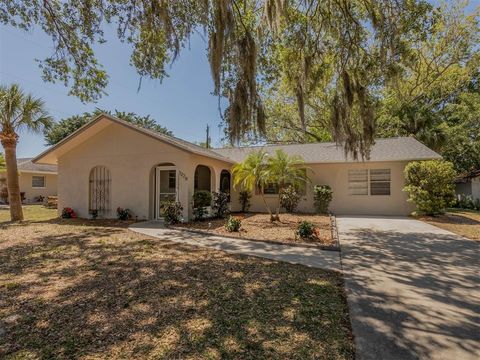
32, 175, 46, 189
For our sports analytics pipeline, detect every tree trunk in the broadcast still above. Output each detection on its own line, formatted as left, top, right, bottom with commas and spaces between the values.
1, 135, 23, 221
259, 192, 274, 222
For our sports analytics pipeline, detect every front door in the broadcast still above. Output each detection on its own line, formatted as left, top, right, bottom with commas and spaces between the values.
155, 166, 178, 219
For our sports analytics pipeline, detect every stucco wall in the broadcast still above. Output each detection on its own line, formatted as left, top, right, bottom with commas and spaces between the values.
55, 120, 416, 218
0, 171, 57, 203
229, 160, 415, 216
57, 122, 232, 220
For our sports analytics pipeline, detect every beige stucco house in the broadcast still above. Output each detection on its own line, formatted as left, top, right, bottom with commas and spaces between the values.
0, 158, 57, 204
33, 113, 441, 220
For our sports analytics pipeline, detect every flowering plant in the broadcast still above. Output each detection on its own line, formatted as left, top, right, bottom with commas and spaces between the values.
62, 207, 77, 219
117, 207, 131, 221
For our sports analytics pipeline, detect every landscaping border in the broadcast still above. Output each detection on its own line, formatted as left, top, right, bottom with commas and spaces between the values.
330, 213, 340, 249
169, 218, 340, 252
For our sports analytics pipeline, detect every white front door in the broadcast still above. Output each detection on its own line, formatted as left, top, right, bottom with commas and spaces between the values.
155, 166, 178, 219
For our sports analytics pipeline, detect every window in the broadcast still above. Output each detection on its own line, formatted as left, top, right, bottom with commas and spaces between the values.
370, 169, 391, 195
89, 166, 111, 214
348, 170, 368, 195
263, 183, 279, 195
32, 176, 46, 188
168, 170, 176, 189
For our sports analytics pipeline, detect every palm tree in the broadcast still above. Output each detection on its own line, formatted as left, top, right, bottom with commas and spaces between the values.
265, 150, 309, 221
232, 150, 274, 220
0, 84, 52, 221
0, 152, 5, 170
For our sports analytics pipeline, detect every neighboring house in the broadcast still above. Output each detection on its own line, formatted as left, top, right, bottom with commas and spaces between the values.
0, 158, 58, 204
455, 169, 480, 201
33, 113, 441, 220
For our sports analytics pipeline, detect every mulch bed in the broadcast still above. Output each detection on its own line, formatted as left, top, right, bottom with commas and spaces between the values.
174, 213, 336, 248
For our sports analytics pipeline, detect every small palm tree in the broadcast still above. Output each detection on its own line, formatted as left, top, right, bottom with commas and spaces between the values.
265, 150, 309, 220
232, 150, 274, 219
0, 84, 52, 221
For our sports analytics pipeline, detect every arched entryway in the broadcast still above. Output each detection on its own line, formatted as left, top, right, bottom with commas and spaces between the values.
194, 165, 212, 192
89, 166, 111, 216
150, 163, 177, 219
220, 170, 231, 201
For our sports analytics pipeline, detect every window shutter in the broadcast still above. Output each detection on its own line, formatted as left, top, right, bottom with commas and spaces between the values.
348, 170, 368, 195
370, 169, 391, 195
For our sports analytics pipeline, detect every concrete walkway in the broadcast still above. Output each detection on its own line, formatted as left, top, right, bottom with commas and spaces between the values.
338, 216, 480, 360
129, 221, 341, 271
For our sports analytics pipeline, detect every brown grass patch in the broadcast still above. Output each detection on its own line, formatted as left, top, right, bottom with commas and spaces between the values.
418, 209, 480, 240
0, 219, 353, 359
175, 213, 335, 247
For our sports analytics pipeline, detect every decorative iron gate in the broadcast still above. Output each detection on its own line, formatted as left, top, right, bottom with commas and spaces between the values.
89, 166, 111, 215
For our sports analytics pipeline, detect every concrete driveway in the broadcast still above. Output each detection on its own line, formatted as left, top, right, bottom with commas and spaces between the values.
338, 216, 480, 360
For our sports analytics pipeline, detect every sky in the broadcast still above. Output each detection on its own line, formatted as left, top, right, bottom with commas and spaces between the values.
0, 24, 226, 158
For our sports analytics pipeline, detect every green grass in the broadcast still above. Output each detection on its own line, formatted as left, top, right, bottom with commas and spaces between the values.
0, 220, 354, 359
0, 205, 57, 223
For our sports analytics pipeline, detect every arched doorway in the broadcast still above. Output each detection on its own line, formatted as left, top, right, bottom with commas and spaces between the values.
194, 165, 212, 192
89, 166, 111, 216
220, 170, 231, 201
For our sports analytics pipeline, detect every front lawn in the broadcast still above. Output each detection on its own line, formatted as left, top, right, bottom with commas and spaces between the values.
175, 213, 335, 247
0, 205, 57, 223
418, 209, 480, 240
0, 220, 354, 359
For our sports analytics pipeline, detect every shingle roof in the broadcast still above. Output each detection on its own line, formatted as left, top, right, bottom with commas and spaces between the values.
212, 137, 442, 163
17, 158, 57, 173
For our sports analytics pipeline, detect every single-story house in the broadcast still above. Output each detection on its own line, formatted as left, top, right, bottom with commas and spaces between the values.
0, 158, 57, 204
455, 169, 480, 201
33, 113, 441, 220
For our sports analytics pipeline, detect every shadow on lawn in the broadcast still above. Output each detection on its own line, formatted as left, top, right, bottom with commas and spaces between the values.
0, 223, 354, 359
431, 213, 480, 225
340, 226, 480, 360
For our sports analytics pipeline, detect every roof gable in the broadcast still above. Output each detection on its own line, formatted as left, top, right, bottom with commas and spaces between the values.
33, 114, 233, 165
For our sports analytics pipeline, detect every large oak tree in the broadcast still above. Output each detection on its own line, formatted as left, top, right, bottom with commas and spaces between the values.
0, 0, 446, 157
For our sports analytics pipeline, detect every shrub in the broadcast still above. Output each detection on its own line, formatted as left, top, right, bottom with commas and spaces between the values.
313, 185, 333, 214
117, 207, 131, 220
161, 201, 183, 224
62, 207, 77, 219
212, 191, 230, 218
404, 160, 456, 215
225, 216, 241, 232
280, 185, 301, 213
193, 190, 212, 208
296, 220, 314, 238
89, 209, 98, 219
193, 190, 212, 220
238, 190, 251, 212
34, 195, 45, 203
